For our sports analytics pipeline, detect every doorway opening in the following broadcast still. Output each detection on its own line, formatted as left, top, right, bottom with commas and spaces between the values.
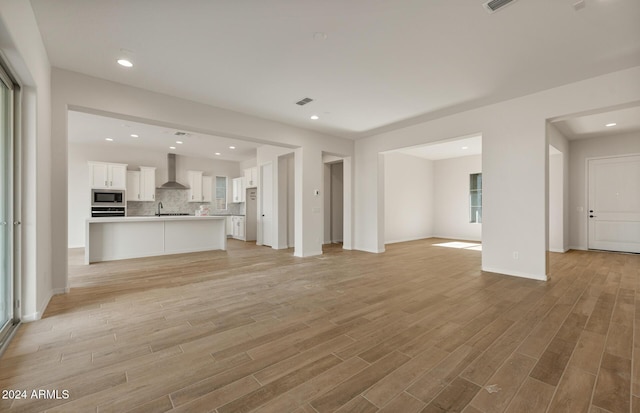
548, 144, 566, 253
278, 153, 295, 249
549, 103, 640, 254
324, 160, 344, 246
260, 162, 273, 247
382, 134, 483, 247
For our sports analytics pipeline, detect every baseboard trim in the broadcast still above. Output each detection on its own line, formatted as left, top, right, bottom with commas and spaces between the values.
22, 290, 52, 322
293, 250, 323, 258
354, 246, 385, 254
569, 245, 587, 251
549, 248, 569, 253
68, 244, 85, 249
432, 235, 482, 242
385, 235, 433, 245
482, 266, 547, 282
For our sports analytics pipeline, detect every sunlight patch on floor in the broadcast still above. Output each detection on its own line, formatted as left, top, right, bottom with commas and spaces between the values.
434, 241, 482, 251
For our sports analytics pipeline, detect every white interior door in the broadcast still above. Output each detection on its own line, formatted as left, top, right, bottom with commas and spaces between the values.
261, 163, 273, 247
588, 155, 640, 253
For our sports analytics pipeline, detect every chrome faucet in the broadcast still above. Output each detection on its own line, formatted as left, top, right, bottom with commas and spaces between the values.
156, 201, 163, 216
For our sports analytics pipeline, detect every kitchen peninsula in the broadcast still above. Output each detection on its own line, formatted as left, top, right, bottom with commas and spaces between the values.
85, 215, 227, 264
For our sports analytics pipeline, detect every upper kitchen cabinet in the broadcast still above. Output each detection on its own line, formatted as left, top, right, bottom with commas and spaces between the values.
127, 167, 156, 201
202, 175, 213, 203
244, 167, 257, 188
89, 162, 127, 189
140, 167, 157, 201
215, 176, 228, 210
188, 170, 203, 202
126, 171, 140, 200
232, 177, 245, 203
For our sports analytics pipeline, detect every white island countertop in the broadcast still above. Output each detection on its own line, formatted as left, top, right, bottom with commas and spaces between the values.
85, 215, 227, 264
87, 215, 227, 223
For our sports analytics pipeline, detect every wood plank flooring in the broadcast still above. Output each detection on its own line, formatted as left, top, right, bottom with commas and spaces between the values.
0, 238, 638, 413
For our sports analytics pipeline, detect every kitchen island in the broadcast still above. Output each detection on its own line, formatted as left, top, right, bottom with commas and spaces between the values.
85, 216, 227, 264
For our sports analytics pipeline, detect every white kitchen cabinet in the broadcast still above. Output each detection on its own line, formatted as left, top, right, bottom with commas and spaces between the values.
244, 167, 258, 188
126, 167, 156, 201
140, 167, 156, 201
188, 170, 203, 202
231, 216, 245, 240
202, 176, 213, 203
89, 162, 128, 189
232, 177, 245, 203
226, 216, 233, 236
126, 171, 140, 200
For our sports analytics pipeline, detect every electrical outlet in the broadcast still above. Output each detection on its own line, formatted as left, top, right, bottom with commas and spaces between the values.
513, 251, 519, 260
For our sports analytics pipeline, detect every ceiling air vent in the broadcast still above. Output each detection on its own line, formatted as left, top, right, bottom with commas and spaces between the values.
483, 0, 519, 13
174, 131, 189, 136
295, 97, 314, 106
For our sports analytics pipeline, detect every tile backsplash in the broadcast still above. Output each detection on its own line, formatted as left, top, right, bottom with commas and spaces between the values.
127, 188, 244, 216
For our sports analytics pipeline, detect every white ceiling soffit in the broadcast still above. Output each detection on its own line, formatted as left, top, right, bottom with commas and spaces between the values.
67, 111, 260, 162
31, 0, 640, 139
552, 105, 640, 140
393, 135, 482, 161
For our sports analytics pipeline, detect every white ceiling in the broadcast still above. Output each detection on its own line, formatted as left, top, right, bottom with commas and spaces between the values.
30, 0, 640, 139
393, 135, 482, 161
68, 111, 260, 162
552, 105, 640, 140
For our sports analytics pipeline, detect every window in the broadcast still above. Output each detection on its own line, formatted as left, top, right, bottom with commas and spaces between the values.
470, 173, 482, 223
0, 60, 17, 346
215, 176, 227, 210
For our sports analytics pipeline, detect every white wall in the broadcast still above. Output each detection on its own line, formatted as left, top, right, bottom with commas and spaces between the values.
355, 66, 640, 281
68, 142, 241, 247
0, 1, 53, 320
433, 155, 482, 241
384, 153, 434, 244
240, 158, 257, 170
51, 69, 354, 289
569, 131, 640, 250
548, 152, 564, 252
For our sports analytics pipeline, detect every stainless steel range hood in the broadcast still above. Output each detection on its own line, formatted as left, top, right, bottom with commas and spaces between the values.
159, 153, 188, 189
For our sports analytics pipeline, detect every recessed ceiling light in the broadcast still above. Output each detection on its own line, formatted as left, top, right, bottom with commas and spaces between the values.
176, 141, 183, 144
169, 146, 176, 150
310, 115, 319, 120
605, 123, 617, 127
117, 59, 133, 68
130, 134, 139, 138
229, 146, 236, 150
462, 146, 469, 150
105, 138, 113, 141
215, 152, 221, 156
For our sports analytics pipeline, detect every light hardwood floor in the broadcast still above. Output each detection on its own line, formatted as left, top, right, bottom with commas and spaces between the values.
0, 238, 637, 413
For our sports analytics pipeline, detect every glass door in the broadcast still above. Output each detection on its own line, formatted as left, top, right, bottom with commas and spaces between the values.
0, 64, 15, 343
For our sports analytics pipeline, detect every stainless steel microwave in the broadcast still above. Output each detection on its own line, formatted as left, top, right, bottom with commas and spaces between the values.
91, 189, 124, 206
